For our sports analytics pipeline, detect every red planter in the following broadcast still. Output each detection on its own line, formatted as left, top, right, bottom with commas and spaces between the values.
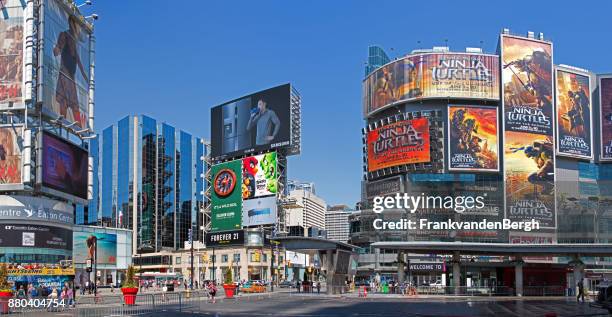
0, 291, 12, 314
223, 284, 236, 298
121, 287, 139, 305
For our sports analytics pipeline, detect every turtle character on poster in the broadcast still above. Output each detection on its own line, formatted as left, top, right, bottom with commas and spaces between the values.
556, 70, 592, 158
448, 106, 499, 171
504, 132, 555, 228
501, 36, 553, 135
599, 77, 612, 160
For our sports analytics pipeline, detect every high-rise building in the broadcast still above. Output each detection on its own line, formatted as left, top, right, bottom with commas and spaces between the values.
365, 45, 391, 76
325, 205, 352, 242
286, 188, 326, 237
81, 115, 208, 263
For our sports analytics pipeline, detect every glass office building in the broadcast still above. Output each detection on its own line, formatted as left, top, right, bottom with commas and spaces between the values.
80, 115, 208, 254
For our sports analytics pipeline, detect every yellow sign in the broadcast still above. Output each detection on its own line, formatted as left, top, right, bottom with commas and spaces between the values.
8, 267, 75, 276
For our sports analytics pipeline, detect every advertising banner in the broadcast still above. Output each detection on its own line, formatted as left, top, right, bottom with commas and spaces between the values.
448, 105, 499, 171
73, 232, 117, 265
210, 84, 291, 160
42, 0, 91, 129
41, 132, 88, 200
0, 224, 72, 250
211, 160, 242, 231
600, 77, 612, 160
0, 0, 24, 107
364, 176, 403, 200
242, 196, 277, 227
363, 53, 499, 115
205, 229, 244, 248
555, 69, 592, 158
501, 35, 555, 229
366, 117, 430, 172
0, 126, 22, 186
242, 152, 277, 200
0, 195, 73, 225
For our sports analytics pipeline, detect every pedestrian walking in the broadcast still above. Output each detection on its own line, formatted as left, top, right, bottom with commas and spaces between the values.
296, 280, 301, 293
209, 282, 217, 304
316, 281, 320, 294
577, 280, 585, 303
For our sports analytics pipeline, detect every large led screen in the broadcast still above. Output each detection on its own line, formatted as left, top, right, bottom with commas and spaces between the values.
73, 232, 117, 265
363, 53, 499, 115
242, 152, 277, 200
501, 34, 555, 229
448, 105, 499, 172
42, 0, 91, 129
555, 69, 592, 159
0, 126, 22, 185
600, 77, 612, 160
0, 0, 24, 107
211, 84, 291, 160
41, 132, 88, 200
366, 117, 430, 172
211, 160, 243, 232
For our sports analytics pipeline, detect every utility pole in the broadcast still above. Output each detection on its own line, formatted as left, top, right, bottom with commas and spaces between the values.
189, 228, 194, 289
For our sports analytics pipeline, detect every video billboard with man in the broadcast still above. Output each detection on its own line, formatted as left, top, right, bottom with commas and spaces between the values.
210, 84, 291, 160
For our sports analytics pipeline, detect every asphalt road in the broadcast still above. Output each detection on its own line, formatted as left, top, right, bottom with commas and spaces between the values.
153, 296, 609, 317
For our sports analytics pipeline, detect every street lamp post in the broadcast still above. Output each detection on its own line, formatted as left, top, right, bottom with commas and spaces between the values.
189, 228, 194, 289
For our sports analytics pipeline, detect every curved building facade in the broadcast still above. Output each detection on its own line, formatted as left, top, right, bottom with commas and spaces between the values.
352, 31, 612, 294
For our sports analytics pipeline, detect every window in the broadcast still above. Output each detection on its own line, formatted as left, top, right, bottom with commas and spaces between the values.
222, 254, 228, 263
175, 257, 181, 265
262, 254, 268, 262
233, 253, 240, 262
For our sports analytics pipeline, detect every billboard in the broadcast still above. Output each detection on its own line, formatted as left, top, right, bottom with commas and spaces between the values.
242, 152, 277, 200
363, 53, 499, 115
501, 35, 555, 229
600, 77, 612, 160
0, 0, 24, 107
555, 69, 592, 159
0, 224, 72, 250
42, 0, 91, 129
40, 132, 88, 200
205, 229, 244, 248
0, 195, 73, 225
211, 160, 242, 231
364, 176, 403, 200
73, 232, 117, 265
0, 126, 22, 186
210, 84, 291, 160
366, 117, 430, 172
448, 105, 499, 171
242, 196, 277, 227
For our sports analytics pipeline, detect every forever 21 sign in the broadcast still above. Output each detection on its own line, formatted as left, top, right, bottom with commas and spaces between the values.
205, 230, 244, 248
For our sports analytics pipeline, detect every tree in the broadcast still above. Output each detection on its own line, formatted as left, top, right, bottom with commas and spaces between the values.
122, 265, 137, 288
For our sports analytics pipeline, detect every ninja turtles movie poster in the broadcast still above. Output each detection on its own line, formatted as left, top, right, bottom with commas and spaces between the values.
501, 34, 556, 230
211, 160, 242, 232
555, 69, 592, 159
242, 152, 278, 199
599, 77, 612, 160
448, 105, 499, 172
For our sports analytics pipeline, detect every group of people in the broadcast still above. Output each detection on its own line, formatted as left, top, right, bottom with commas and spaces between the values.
13, 282, 75, 307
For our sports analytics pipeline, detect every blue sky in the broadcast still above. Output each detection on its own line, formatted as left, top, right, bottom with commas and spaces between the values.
89, 0, 611, 206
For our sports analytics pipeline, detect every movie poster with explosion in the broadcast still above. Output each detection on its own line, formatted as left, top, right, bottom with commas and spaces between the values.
600, 77, 612, 160
211, 160, 242, 232
366, 117, 430, 172
448, 106, 499, 172
0, 0, 24, 107
501, 35, 555, 229
242, 152, 277, 199
555, 69, 592, 159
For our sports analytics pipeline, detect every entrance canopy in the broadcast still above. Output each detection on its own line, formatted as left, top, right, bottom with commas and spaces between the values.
274, 236, 359, 252
371, 241, 612, 257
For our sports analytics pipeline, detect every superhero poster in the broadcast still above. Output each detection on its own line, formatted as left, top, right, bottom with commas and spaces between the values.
504, 131, 555, 229
242, 152, 277, 200
555, 69, 592, 159
501, 36, 553, 136
211, 160, 242, 232
366, 117, 430, 172
600, 77, 612, 160
0, 0, 24, 107
448, 105, 499, 171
